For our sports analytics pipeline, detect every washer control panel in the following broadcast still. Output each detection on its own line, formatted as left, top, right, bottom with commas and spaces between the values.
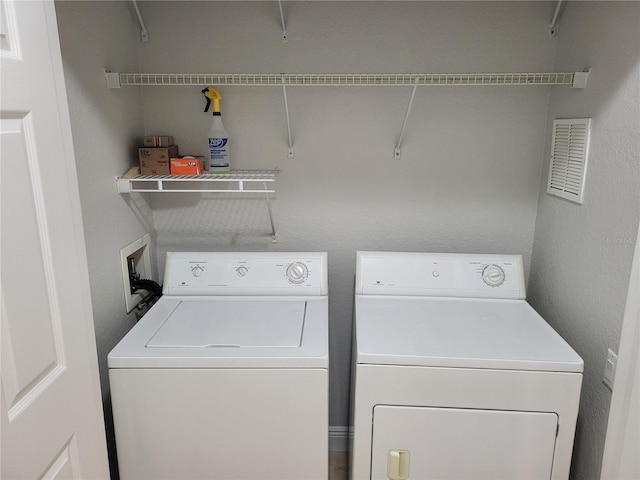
356, 252, 525, 299
163, 252, 328, 296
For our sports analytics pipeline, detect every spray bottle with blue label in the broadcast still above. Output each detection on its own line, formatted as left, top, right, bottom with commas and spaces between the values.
202, 86, 230, 172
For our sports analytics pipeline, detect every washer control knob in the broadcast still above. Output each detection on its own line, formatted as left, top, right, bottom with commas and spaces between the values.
191, 266, 204, 277
482, 264, 506, 287
236, 266, 249, 277
286, 262, 308, 284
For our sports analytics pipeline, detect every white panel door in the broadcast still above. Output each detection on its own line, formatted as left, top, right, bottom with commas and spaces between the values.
601, 222, 640, 480
1, 1, 109, 479
371, 405, 558, 480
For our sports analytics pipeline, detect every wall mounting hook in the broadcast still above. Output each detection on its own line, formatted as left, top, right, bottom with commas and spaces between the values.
132, 0, 149, 42
278, 0, 288, 42
549, 0, 563, 37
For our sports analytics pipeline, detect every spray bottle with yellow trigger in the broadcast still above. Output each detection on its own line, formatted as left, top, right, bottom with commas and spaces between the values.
202, 86, 230, 172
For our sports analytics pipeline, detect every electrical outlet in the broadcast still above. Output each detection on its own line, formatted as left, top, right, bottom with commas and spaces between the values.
603, 348, 618, 391
120, 234, 152, 313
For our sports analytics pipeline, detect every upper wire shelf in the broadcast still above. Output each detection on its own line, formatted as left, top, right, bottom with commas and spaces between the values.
104, 69, 588, 160
107, 72, 584, 88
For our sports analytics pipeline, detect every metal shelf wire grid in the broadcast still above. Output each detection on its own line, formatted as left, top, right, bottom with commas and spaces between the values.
116, 170, 278, 194
117, 72, 575, 87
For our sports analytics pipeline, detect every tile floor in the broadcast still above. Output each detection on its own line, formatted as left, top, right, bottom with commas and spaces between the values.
329, 452, 349, 480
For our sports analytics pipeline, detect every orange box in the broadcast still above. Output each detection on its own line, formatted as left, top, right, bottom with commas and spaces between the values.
170, 157, 203, 175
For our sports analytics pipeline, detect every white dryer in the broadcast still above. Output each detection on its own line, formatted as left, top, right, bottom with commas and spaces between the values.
108, 252, 328, 480
351, 252, 583, 480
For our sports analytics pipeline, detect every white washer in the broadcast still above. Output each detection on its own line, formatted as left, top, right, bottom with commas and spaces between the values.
351, 252, 583, 480
108, 252, 328, 480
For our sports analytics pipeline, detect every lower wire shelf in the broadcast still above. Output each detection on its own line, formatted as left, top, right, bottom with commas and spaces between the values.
116, 169, 278, 193
116, 169, 280, 241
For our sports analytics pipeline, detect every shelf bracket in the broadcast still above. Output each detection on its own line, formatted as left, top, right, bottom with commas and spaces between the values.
281, 76, 294, 158
394, 78, 419, 160
132, 0, 149, 42
278, 0, 288, 42
105, 69, 121, 89
549, 0, 563, 37
572, 69, 590, 89
264, 184, 278, 242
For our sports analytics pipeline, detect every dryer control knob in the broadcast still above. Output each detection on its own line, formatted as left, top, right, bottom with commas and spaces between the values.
482, 264, 506, 287
286, 262, 308, 284
236, 266, 249, 277
191, 266, 204, 277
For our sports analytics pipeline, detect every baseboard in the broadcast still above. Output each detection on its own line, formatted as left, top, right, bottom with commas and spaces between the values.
329, 426, 353, 452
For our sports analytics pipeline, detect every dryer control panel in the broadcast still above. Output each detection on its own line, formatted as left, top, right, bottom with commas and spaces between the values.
356, 252, 525, 299
163, 252, 328, 296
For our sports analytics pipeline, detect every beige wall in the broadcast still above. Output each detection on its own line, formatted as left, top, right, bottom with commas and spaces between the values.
528, 2, 640, 478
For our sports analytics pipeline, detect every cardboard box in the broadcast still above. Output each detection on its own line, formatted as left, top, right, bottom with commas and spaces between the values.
143, 135, 174, 147
139, 146, 179, 175
170, 157, 204, 175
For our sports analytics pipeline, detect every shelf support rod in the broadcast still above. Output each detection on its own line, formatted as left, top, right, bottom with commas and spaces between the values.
131, 1, 149, 42
281, 76, 294, 158
394, 78, 419, 160
549, 0, 562, 37
264, 184, 278, 242
278, 0, 288, 42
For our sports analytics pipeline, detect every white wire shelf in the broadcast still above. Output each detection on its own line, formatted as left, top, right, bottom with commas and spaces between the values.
116, 170, 278, 194
116, 170, 279, 241
104, 69, 589, 161
108, 72, 584, 88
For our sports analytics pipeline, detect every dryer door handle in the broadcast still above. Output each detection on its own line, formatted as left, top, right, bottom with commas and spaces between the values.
387, 449, 410, 480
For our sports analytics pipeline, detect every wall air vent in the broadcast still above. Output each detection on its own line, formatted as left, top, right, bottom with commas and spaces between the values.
547, 118, 591, 204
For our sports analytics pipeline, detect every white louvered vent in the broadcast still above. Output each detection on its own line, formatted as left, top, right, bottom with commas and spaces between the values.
547, 118, 591, 204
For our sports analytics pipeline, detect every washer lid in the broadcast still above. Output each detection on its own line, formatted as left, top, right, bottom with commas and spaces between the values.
107, 296, 328, 369
355, 296, 583, 373
147, 300, 305, 348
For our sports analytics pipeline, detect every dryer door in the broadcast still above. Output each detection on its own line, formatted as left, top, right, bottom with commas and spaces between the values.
371, 405, 557, 479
